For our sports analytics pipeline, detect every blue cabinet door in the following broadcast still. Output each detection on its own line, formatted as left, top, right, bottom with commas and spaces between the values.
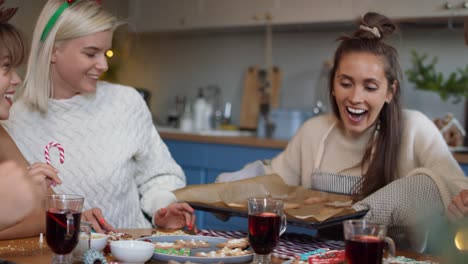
165, 139, 283, 183
164, 139, 283, 230
460, 163, 468, 176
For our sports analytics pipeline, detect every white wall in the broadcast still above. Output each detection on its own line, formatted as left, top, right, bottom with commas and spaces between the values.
117, 25, 467, 126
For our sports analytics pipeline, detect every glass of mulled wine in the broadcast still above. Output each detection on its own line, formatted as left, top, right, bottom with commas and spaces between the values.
247, 198, 287, 264
46, 194, 84, 264
343, 220, 395, 264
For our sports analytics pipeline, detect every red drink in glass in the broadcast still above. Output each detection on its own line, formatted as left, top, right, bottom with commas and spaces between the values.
345, 235, 385, 264
46, 209, 82, 254
248, 212, 281, 255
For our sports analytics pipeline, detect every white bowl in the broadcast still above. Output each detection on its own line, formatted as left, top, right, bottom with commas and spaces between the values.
110, 240, 155, 263
73, 233, 109, 257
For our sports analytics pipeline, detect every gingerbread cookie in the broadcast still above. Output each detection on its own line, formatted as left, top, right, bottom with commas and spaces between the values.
216, 237, 249, 249
195, 247, 252, 257
174, 239, 211, 248
154, 241, 182, 250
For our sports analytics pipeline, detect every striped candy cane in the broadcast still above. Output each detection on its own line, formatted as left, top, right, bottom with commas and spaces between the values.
44, 142, 65, 165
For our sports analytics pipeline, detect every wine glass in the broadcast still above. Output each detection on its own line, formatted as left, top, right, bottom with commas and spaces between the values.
247, 197, 287, 264
46, 194, 84, 264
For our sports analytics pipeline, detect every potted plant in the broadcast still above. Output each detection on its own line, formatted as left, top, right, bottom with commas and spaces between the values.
406, 50, 468, 146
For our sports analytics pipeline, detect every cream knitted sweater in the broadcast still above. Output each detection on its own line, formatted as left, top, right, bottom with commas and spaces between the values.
266, 110, 468, 208
1, 82, 185, 228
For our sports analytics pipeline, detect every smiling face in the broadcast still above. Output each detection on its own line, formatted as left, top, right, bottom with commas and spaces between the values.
50, 30, 113, 99
332, 52, 395, 138
0, 51, 21, 120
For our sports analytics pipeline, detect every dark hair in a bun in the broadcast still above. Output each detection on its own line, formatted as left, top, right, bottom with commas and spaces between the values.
328, 12, 403, 199
354, 12, 398, 40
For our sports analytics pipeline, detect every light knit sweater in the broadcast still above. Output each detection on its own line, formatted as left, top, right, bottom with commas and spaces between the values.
1, 82, 186, 228
265, 110, 468, 208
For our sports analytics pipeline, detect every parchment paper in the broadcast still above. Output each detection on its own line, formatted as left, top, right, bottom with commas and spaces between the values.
174, 174, 355, 222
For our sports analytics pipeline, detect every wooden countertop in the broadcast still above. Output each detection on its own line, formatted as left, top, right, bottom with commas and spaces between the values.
454, 152, 468, 163
160, 131, 468, 164
159, 131, 289, 149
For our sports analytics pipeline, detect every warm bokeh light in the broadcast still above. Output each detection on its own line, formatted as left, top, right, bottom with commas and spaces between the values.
106, 50, 114, 58
454, 227, 468, 251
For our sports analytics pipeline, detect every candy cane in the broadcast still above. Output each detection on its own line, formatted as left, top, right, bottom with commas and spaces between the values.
44, 142, 65, 164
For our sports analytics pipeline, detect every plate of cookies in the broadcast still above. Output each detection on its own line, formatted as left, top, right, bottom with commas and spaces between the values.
138, 235, 253, 263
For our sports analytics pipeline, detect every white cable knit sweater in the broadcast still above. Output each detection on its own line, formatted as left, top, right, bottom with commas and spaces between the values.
1, 82, 186, 228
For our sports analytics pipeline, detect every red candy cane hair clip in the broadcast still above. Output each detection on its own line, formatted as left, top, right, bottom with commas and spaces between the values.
44, 142, 65, 165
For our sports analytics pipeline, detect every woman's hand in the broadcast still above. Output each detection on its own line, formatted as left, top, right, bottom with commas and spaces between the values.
447, 190, 468, 221
26, 162, 62, 187
81, 207, 115, 233
153, 202, 197, 231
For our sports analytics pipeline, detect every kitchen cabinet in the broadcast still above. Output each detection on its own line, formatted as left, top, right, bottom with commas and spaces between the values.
129, 0, 468, 33
129, 0, 358, 33
354, 0, 468, 20
461, 163, 468, 175
164, 138, 283, 231
129, 0, 200, 32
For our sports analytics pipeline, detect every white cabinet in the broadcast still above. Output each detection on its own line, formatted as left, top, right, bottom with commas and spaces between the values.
129, 0, 201, 32
271, 0, 357, 25
354, 0, 468, 20
129, 0, 358, 33
128, 0, 468, 33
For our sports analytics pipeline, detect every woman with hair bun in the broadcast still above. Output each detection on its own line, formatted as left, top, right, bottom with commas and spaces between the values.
216, 12, 468, 251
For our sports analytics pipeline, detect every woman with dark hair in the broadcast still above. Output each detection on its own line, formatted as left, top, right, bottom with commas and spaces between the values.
217, 12, 468, 251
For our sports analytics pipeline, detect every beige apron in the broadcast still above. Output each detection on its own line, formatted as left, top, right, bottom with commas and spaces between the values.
310, 122, 360, 195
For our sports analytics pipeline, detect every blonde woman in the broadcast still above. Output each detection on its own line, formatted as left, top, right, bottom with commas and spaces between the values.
2, 0, 196, 233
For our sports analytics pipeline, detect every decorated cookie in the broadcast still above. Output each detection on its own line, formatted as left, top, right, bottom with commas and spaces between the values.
154, 241, 182, 250
216, 237, 249, 249
195, 247, 252, 257
174, 239, 211, 248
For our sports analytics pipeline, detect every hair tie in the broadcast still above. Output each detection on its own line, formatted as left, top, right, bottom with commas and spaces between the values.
359, 25, 381, 39
40, 0, 81, 42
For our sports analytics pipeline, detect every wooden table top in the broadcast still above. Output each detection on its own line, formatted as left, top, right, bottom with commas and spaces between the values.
0, 229, 442, 264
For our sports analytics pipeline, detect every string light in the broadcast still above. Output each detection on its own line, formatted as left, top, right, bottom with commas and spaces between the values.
105, 50, 114, 58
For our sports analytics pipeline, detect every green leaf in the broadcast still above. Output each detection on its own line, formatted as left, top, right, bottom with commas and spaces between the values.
406, 50, 468, 103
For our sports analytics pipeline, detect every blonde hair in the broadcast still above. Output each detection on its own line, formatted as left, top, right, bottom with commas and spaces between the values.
19, 0, 120, 113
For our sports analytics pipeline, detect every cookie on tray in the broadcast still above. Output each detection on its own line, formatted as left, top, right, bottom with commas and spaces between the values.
195, 247, 252, 257
216, 237, 249, 249
174, 239, 211, 248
